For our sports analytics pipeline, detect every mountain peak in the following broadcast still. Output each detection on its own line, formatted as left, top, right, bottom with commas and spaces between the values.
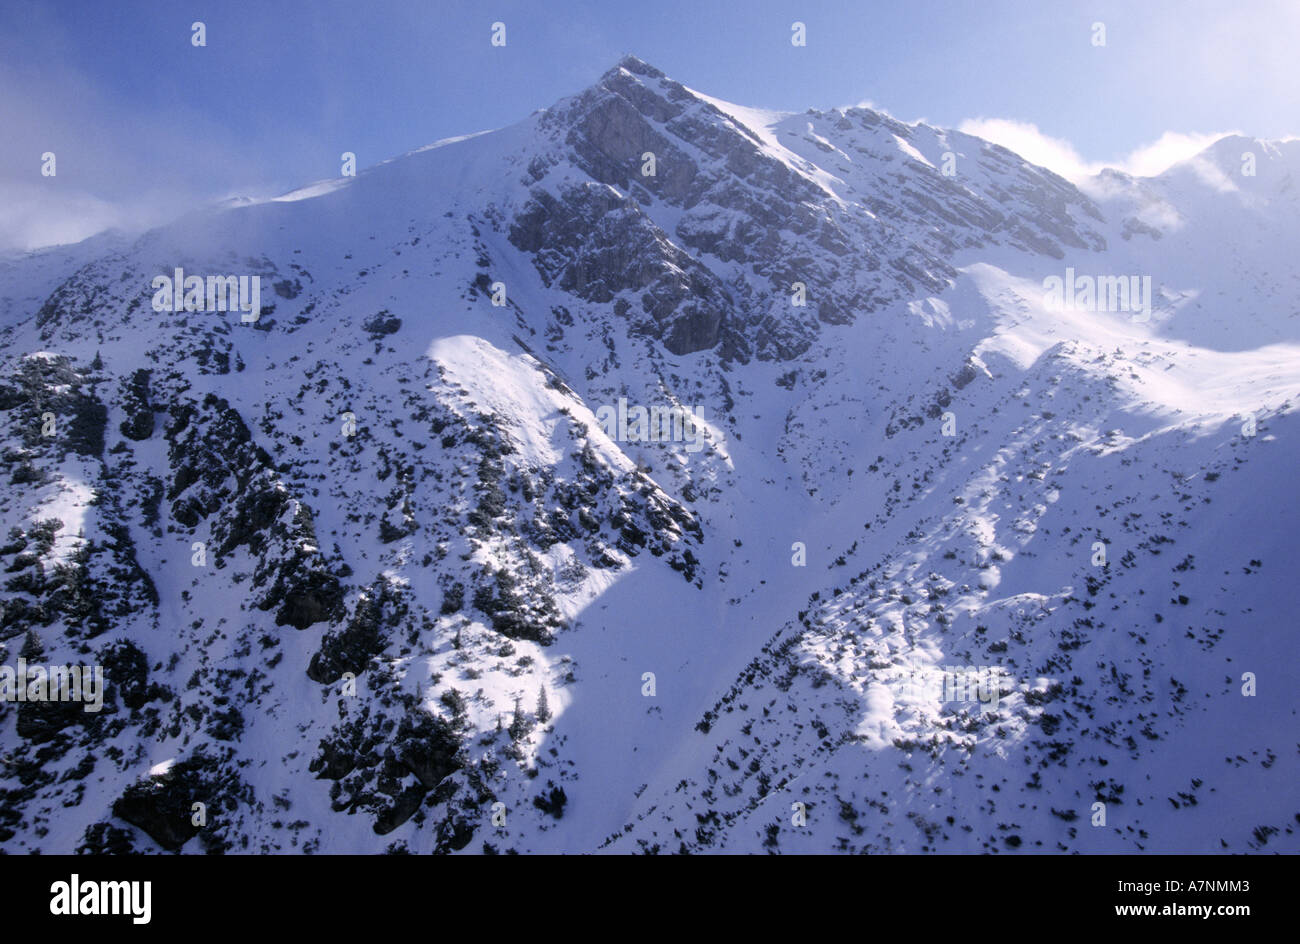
606, 54, 666, 80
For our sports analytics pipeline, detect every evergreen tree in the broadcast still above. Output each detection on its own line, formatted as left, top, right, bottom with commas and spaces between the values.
508, 695, 531, 741
536, 685, 551, 724
440, 688, 469, 730
19, 630, 44, 661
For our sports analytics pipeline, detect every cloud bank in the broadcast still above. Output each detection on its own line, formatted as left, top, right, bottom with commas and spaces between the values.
957, 118, 1237, 183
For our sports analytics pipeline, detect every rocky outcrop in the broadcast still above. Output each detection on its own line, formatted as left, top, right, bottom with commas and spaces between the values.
163, 392, 345, 629
111, 750, 249, 853
510, 183, 731, 355
306, 579, 392, 683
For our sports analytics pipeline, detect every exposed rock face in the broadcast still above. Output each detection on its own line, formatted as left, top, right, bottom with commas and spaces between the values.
163, 393, 345, 629
306, 579, 391, 683
111, 750, 249, 852
509, 183, 731, 355
310, 697, 470, 839
511, 54, 1106, 362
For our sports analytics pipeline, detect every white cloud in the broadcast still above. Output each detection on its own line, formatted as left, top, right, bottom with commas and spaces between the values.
0, 46, 286, 253
957, 118, 1238, 183
958, 118, 1094, 181
1112, 130, 1240, 178
0, 182, 145, 253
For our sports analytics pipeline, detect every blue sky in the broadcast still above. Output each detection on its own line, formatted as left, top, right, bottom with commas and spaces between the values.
2, 0, 1296, 250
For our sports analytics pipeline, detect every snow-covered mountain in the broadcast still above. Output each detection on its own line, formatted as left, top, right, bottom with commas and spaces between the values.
1, 55, 1295, 854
